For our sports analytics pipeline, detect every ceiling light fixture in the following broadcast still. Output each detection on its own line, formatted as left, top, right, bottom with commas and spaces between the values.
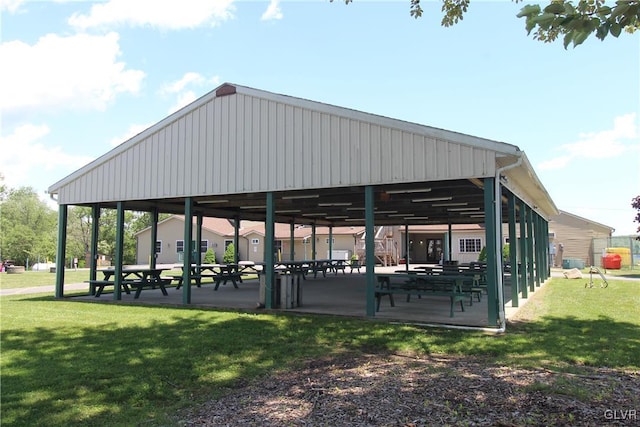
302, 212, 327, 217
386, 187, 432, 194
275, 209, 301, 213
240, 205, 266, 209
282, 194, 320, 200
198, 199, 230, 204
411, 196, 453, 203
448, 207, 481, 212
318, 202, 353, 207
432, 202, 468, 207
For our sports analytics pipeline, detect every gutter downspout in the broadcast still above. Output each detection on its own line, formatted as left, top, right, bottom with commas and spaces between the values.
495, 154, 523, 333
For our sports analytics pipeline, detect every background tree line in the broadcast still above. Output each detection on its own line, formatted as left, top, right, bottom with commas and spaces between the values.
0, 178, 167, 268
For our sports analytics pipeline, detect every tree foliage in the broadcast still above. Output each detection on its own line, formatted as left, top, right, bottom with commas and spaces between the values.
223, 243, 236, 264
335, 0, 640, 48
0, 187, 57, 265
632, 195, 640, 239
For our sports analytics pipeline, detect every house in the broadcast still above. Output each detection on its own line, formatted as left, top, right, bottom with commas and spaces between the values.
135, 215, 365, 264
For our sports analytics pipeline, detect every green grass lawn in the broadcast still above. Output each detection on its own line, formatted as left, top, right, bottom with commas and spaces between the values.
0, 269, 91, 289
1, 276, 638, 426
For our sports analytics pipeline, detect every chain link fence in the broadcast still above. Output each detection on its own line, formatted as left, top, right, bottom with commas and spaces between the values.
592, 235, 639, 269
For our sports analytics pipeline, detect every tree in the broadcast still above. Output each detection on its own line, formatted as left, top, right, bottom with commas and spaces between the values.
223, 243, 236, 264
0, 187, 57, 266
203, 248, 216, 264
335, 0, 640, 48
632, 195, 640, 239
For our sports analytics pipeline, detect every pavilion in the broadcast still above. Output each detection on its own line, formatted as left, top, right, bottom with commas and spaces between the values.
48, 83, 558, 329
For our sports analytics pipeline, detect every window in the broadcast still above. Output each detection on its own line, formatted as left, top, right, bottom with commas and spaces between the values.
459, 238, 482, 253
251, 238, 260, 245
176, 240, 208, 253
155, 241, 162, 254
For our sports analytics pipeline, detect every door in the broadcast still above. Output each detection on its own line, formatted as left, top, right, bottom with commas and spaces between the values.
426, 239, 443, 263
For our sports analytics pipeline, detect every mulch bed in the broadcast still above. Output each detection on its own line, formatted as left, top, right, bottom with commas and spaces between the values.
178, 353, 639, 426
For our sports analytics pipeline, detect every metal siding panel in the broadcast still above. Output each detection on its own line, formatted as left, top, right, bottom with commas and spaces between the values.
151, 133, 159, 197
413, 134, 426, 181
259, 98, 269, 191
163, 127, 171, 196
390, 129, 403, 181
214, 98, 223, 193
285, 105, 295, 188
195, 106, 205, 194
349, 120, 361, 183
275, 102, 285, 188
329, 115, 340, 186
227, 94, 237, 193
176, 118, 186, 195
449, 142, 462, 178
360, 122, 371, 183
234, 95, 245, 191
205, 101, 215, 192
402, 131, 413, 181
267, 101, 278, 188
435, 139, 448, 178
370, 124, 382, 183
312, 111, 324, 187
242, 95, 253, 190
339, 118, 349, 184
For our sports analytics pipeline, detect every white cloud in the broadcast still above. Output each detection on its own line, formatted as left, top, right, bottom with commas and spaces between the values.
68, 0, 236, 31
160, 73, 220, 114
0, 123, 93, 193
261, 0, 283, 21
160, 72, 206, 95
538, 112, 639, 171
109, 123, 154, 147
0, 32, 145, 114
0, 0, 25, 13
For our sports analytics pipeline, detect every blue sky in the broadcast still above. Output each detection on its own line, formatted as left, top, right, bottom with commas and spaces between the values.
1, 0, 639, 235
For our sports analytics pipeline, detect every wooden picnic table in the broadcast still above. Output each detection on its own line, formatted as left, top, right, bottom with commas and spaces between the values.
89, 267, 170, 299
375, 272, 476, 317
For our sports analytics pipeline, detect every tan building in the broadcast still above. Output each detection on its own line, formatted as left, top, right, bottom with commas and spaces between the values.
136, 215, 365, 264
548, 210, 614, 268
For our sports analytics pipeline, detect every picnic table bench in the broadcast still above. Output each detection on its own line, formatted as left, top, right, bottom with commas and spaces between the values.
375, 273, 469, 317
87, 267, 170, 299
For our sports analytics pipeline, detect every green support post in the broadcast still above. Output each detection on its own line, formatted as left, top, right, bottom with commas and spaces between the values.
526, 207, 535, 292
508, 193, 519, 307
484, 177, 498, 326
114, 202, 125, 301
265, 193, 275, 309
196, 213, 203, 267
519, 200, 528, 299
290, 221, 295, 261
150, 208, 159, 269
234, 216, 240, 264
89, 205, 100, 290
365, 186, 376, 317
311, 223, 316, 260
405, 223, 410, 272
534, 213, 541, 288
54, 205, 68, 298
182, 198, 193, 304
329, 226, 333, 259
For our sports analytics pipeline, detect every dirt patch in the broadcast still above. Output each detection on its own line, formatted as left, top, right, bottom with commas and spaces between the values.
179, 353, 638, 426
